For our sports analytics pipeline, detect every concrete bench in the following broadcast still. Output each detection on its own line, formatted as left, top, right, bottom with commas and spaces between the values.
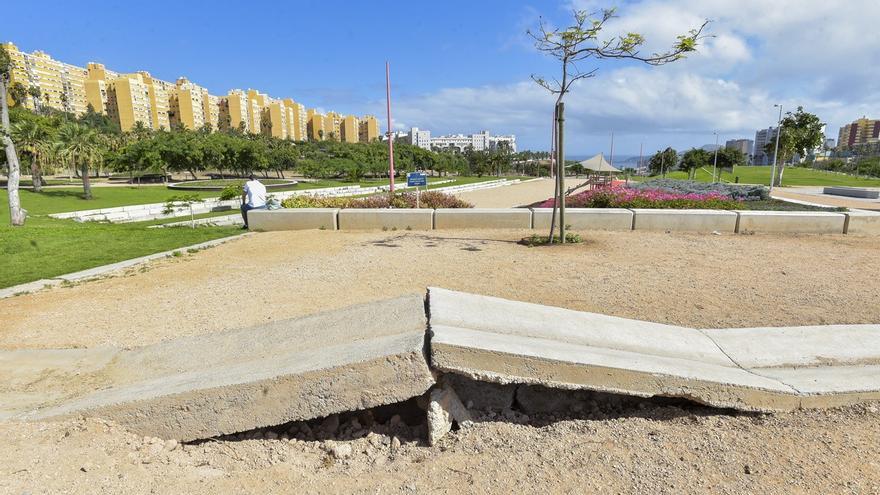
531, 208, 633, 231
434, 208, 532, 229
823, 187, 879, 199
631, 209, 738, 233
338, 209, 433, 231
736, 211, 846, 234
248, 208, 338, 231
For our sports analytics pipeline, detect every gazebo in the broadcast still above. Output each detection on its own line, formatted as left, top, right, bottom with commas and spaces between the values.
573, 153, 620, 189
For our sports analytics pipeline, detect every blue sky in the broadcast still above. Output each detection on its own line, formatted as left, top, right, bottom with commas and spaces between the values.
6, 0, 880, 155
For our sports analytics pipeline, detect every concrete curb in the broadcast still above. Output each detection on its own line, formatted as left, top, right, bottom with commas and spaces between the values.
0, 234, 250, 299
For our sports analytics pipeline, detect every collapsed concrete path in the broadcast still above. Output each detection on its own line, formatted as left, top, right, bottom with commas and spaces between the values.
2, 288, 878, 441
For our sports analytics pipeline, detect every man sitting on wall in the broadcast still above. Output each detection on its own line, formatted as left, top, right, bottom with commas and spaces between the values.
240, 174, 267, 229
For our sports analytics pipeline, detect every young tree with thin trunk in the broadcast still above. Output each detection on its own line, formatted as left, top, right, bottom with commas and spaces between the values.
1, 44, 26, 225
529, 8, 709, 243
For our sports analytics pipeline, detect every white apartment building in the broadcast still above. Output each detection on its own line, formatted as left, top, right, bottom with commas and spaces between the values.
428, 130, 516, 153
408, 127, 432, 150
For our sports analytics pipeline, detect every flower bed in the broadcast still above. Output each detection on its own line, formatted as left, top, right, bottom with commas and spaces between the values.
628, 179, 768, 201
538, 187, 743, 210
281, 191, 473, 209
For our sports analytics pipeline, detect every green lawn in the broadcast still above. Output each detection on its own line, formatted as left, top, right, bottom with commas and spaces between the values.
0, 216, 242, 289
638, 166, 880, 187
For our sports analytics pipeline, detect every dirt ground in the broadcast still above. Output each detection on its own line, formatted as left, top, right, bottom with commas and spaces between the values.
2, 229, 879, 494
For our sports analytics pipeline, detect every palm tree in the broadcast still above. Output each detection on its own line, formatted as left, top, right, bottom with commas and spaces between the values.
12, 119, 53, 192
57, 123, 101, 199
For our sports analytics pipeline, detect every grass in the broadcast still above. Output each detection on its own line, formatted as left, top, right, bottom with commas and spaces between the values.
0, 215, 242, 289
635, 166, 880, 187
171, 178, 294, 188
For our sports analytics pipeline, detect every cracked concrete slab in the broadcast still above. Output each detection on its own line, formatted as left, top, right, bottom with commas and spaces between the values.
3, 295, 434, 441
428, 288, 880, 412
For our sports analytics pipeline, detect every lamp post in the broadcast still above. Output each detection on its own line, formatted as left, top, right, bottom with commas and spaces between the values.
385, 61, 395, 193
769, 104, 783, 192
712, 131, 719, 183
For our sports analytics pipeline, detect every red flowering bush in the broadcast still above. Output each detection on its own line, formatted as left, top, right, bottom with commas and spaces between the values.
281, 191, 472, 209
538, 187, 743, 209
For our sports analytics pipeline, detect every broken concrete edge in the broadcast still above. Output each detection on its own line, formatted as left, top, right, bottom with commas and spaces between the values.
7, 288, 880, 444
0, 233, 251, 300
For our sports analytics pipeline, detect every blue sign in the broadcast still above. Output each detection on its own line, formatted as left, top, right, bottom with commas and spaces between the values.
407, 172, 427, 187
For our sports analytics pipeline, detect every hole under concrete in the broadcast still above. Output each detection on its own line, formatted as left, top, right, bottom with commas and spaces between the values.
189, 373, 754, 446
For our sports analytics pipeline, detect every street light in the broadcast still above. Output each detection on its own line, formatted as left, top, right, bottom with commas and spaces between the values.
769, 104, 783, 192
712, 131, 719, 183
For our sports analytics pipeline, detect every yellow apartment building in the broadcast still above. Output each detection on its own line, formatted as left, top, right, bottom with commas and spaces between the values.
837, 117, 880, 150
323, 111, 342, 140
340, 115, 359, 143
359, 115, 380, 142
3, 42, 89, 115
138, 72, 172, 130
106, 74, 154, 131
308, 112, 326, 141
222, 90, 251, 132
4, 42, 369, 142
265, 100, 289, 139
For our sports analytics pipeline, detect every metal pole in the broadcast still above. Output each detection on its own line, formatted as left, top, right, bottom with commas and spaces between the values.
548, 106, 559, 243
712, 132, 719, 183
386, 62, 395, 193
557, 102, 566, 244
609, 130, 614, 169
770, 104, 782, 192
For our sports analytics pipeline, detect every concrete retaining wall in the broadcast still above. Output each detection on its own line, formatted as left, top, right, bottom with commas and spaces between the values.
844, 210, 880, 235
632, 209, 738, 232
248, 208, 338, 231
338, 209, 434, 231
434, 208, 532, 229
736, 211, 846, 234
532, 208, 633, 231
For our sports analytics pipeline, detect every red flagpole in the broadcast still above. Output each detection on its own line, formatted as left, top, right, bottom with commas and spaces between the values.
386, 61, 395, 193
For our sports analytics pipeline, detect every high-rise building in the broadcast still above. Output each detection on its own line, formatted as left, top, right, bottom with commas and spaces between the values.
405, 127, 432, 149
169, 78, 210, 130
725, 139, 754, 162
3, 42, 89, 115
3, 41, 372, 141
753, 127, 778, 166
308, 112, 326, 141
837, 117, 880, 150
359, 115, 380, 142
107, 74, 154, 132
340, 115, 359, 143
428, 130, 517, 153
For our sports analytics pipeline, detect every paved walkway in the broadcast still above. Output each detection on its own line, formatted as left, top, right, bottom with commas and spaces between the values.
773, 186, 880, 210
455, 178, 589, 208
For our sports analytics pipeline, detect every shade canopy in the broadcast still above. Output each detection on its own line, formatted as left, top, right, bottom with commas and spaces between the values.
577, 153, 620, 173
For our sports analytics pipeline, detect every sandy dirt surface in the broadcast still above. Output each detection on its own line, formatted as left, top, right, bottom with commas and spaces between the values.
772, 186, 880, 210
454, 177, 589, 207
2, 229, 879, 494
2, 229, 879, 350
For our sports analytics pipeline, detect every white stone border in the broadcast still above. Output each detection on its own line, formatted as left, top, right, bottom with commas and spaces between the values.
248, 207, 879, 235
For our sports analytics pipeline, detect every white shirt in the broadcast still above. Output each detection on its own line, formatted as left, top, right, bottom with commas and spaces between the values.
244, 180, 267, 208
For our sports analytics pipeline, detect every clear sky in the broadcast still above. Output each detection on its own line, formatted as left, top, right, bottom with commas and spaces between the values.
6, 0, 880, 155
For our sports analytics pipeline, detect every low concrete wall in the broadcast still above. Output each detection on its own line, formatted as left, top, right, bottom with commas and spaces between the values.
823, 186, 879, 199
532, 208, 633, 231
338, 209, 433, 231
844, 210, 880, 235
434, 208, 532, 229
632, 209, 738, 233
736, 211, 846, 234
248, 208, 338, 231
